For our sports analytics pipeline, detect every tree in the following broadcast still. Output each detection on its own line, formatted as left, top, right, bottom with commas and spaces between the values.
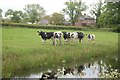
23, 4, 45, 24
90, 0, 103, 28
5, 9, 23, 23
98, 2, 120, 28
42, 15, 51, 23
0, 8, 3, 22
20, 12, 28, 23
43, 15, 50, 20
50, 13, 64, 25
0, 9, 2, 19
63, 0, 87, 26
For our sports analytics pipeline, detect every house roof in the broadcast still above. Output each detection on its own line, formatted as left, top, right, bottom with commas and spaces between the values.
39, 19, 49, 24
79, 15, 95, 20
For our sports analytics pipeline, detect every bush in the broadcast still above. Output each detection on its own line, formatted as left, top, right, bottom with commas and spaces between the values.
0, 22, 82, 30
113, 27, 120, 33
0, 22, 118, 32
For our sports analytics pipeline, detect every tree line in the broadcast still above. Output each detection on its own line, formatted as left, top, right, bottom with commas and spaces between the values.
0, 0, 119, 28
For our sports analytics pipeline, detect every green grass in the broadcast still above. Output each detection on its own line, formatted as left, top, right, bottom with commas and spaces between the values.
2, 27, 118, 77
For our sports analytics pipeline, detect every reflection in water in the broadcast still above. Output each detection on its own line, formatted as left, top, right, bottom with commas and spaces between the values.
23, 61, 119, 79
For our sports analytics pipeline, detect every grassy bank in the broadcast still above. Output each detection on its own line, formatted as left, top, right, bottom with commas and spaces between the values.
2, 27, 118, 77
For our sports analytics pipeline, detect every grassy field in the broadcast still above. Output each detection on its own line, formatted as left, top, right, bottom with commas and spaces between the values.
2, 27, 118, 77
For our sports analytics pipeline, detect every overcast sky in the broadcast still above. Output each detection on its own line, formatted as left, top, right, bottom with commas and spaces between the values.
0, 0, 99, 17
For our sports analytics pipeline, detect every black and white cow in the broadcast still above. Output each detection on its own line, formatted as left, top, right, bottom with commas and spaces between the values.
37, 30, 54, 43
63, 32, 84, 44
86, 34, 95, 42
53, 31, 62, 45
63, 32, 71, 43
77, 32, 84, 43
38, 30, 62, 45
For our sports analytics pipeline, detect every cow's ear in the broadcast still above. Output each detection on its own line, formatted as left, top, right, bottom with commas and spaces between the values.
37, 31, 39, 33
62, 31, 66, 34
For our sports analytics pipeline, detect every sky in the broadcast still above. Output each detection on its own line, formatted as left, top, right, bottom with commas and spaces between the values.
0, 0, 99, 17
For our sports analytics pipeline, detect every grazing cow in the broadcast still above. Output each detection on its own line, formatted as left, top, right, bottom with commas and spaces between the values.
63, 32, 71, 43
86, 34, 95, 42
63, 32, 84, 44
77, 32, 84, 43
53, 31, 62, 45
63, 32, 78, 44
37, 30, 54, 43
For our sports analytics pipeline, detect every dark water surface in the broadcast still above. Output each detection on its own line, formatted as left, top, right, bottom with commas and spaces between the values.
15, 60, 120, 79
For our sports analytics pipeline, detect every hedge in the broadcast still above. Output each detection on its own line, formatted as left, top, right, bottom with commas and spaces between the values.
0, 22, 82, 30
0, 22, 119, 32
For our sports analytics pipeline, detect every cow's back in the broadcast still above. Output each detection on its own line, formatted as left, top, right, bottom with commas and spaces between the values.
78, 32, 84, 39
46, 32, 54, 39
71, 32, 78, 39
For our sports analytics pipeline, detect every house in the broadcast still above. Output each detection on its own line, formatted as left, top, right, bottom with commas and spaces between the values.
63, 21, 71, 26
75, 14, 96, 27
38, 19, 49, 25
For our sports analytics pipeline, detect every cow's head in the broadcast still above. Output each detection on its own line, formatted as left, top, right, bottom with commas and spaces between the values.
62, 31, 66, 35
70, 33, 74, 38
54, 33, 59, 38
37, 30, 43, 35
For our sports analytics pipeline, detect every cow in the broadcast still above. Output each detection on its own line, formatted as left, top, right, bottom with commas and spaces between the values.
63, 32, 78, 44
37, 30, 62, 45
63, 31, 84, 44
62, 32, 71, 44
77, 32, 84, 43
86, 34, 95, 43
37, 30, 54, 44
53, 31, 62, 45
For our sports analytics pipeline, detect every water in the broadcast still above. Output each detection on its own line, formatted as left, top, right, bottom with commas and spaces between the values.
21, 61, 119, 79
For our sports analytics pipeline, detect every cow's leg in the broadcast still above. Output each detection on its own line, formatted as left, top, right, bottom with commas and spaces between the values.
59, 38, 62, 45
52, 38, 55, 45
51, 38, 55, 45
79, 38, 83, 43
56, 39, 59, 44
71, 38, 74, 43
75, 38, 78, 44
93, 38, 95, 44
79, 38, 80, 43
77, 38, 79, 44
42, 39, 46, 43
88, 38, 91, 43
92, 37, 95, 41
74, 38, 78, 44
68, 39, 70, 44
55, 38, 57, 45
68, 38, 70, 43
64, 39, 67, 44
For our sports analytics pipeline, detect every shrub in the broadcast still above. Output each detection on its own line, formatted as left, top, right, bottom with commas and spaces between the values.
0, 22, 118, 32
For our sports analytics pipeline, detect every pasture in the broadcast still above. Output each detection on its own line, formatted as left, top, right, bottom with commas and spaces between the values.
2, 27, 118, 77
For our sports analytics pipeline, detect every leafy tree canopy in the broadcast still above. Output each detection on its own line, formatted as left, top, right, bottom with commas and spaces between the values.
50, 13, 65, 25
5, 9, 23, 23
98, 2, 120, 28
63, 0, 87, 26
23, 4, 45, 24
